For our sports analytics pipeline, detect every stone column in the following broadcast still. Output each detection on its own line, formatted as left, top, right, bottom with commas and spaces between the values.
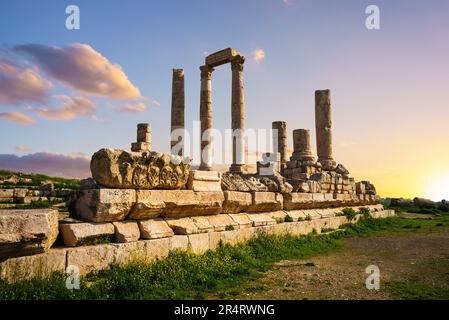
315, 89, 336, 170
230, 55, 246, 173
291, 129, 315, 161
170, 68, 185, 156
199, 65, 214, 171
131, 123, 151, 152
272, 121, 288, 170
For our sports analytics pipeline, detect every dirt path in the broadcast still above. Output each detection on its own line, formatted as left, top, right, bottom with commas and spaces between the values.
211, 227, 449, 300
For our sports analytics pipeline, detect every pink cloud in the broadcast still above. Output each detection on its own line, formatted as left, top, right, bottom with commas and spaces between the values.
0, 152, 90, 179
0, 58, 53, 105
120, 102, 146, 113
0, 111, 36, 125
35, 95, 96, 121
15, 43, 141, 100
15, 145, 32, 153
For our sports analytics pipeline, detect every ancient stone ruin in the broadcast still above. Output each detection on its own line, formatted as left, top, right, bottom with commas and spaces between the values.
0, 48, 393, 281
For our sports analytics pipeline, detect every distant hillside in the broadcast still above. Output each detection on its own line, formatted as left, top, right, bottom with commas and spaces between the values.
0, 170, 80, 189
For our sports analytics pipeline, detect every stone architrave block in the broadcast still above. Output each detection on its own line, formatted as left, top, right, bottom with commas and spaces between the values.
113, 221, 140, 243
70, 189, 136, 222
246, 192, 283, 212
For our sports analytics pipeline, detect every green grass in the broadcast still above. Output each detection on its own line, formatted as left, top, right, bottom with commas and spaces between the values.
385, 278, 449, 300
384, 203, 446, 215
2, 214, 449, 300
0, 169, 80, 190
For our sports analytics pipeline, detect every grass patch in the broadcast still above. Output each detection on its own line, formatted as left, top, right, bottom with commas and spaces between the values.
385, 278, 449, 300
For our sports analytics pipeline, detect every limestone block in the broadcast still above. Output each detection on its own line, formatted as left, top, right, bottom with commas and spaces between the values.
273, 223, 288, 236
285, 210, 308, 222
128, 190, 165, 219
66, 244, 116, 275
188, 233, 210, 254
187, 180, 222, 192
0, 189, 14, 197
209, 232, 222, 250
113, 221, 140, 243
165, 217, 198, 235
129, 190, 224, 219
90, 148, 190, 190
207, 214, 238, 232
246, 192, 283, 212
187, 170, 221, 191
191, 216, 214, 233
246, 213, 276, 227
356, 182, 366, 194
112, 241, 146, 265
138, 219, 174, 239
283, 193, 313, 210
170, 235, 189, 251
228, 213, 253, 228
13, 188, 28, 198
0, 209, 59, 259
0, 248, 66, 282
303, 209, 321, 220
263, 210, 288, 223
220, 230, 239, 246
238, 228, 254, 243
60, 222, 114, 247
70, 189, 136, 222
222, 191, 252, 214
145, 238, 171, 261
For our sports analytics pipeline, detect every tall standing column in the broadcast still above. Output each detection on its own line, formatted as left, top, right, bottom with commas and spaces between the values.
291, 129, 315, 161
199, 65, 214, 171
131, 123, 151, 152
272, 121, 288, 171
170, 69, 185, 156
315, 89, 336, 170
230, 55, 246, 173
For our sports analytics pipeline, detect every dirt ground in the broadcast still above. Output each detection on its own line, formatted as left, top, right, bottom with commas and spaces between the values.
211, 215, 449, 300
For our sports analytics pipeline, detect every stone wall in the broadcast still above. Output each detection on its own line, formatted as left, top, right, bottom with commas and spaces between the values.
0, 204, 394, 282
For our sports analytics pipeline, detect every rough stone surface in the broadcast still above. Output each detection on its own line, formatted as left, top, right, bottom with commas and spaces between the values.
246, 192, 283, 212
66, 244, 116, 275
138, 219, 174, 239
112, 241, 146, 265
222, 191, 252, 214
60, 222, 114, 247
191, 216, 214, 233
0, 209, 59, 259
207, 214, 238, 231
228, 213, 253, 228
283, 193, 314, 210
188, 233, 210, 254
129, 190, 224, 219
69, 188, 136, 222
170, 235, 189, 251
0, 248, 66, 282
113, 221, 140, 243
90, 148, 190, 190
145, 238, 170, 261
165, 217, 198, 235
246, 213, 276, 227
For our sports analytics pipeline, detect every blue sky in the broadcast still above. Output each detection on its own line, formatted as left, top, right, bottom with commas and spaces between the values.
1, 0, 449, 199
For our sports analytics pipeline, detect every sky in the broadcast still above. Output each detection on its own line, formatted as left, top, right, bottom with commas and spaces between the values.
1, 0, 449, 200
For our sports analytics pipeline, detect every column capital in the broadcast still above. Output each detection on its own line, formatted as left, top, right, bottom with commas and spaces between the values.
200, 65, 214, 79
231, 55, 245, 71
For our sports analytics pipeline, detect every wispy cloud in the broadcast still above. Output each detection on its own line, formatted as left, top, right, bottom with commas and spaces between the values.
0, 57, 53, 105
15, 43, 141, 100
34, 95, 96, 121
120, 102, 146, 113
252, 48, 265, 63
0, 111, 36, 125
